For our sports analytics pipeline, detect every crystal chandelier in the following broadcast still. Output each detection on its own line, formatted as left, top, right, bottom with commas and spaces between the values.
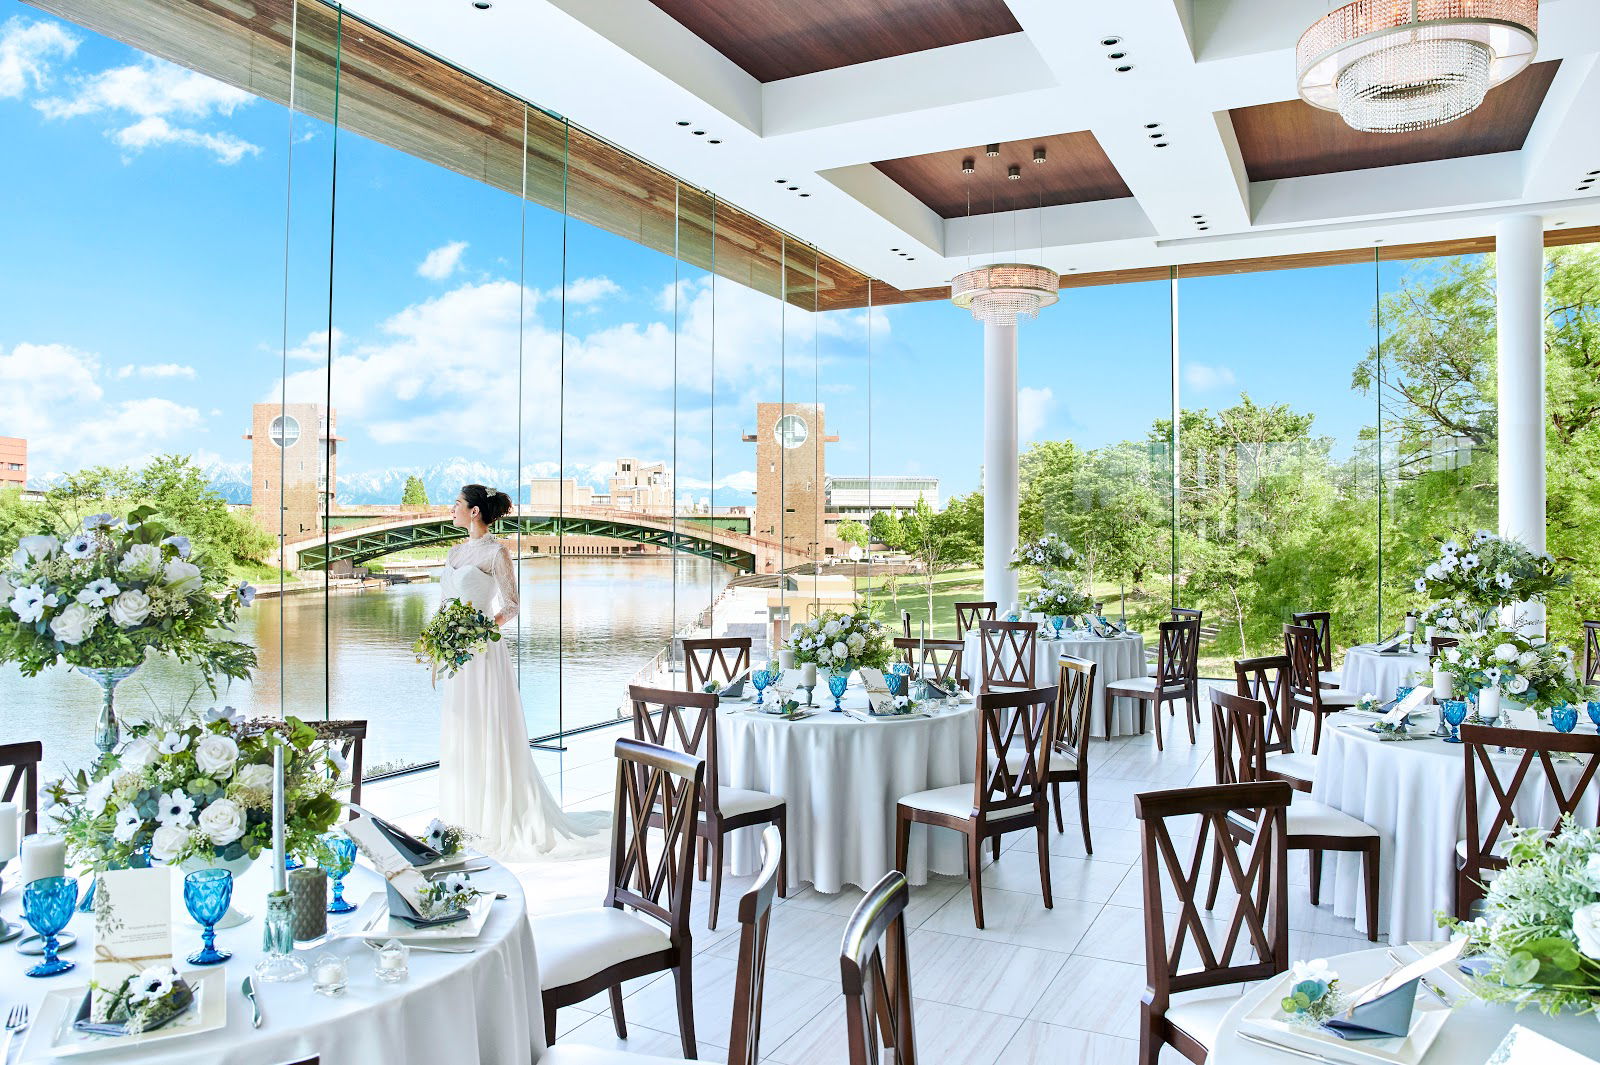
950, 263, 1059, 325
1296, 0, 1538, 133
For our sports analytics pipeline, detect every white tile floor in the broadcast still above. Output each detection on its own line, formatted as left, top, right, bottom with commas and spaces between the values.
361, 693, 1383, 1065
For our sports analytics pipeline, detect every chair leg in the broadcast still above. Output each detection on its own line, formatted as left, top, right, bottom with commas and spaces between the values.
774, 807, 789, 898
1036, 817, 1053, 910
544, 1004, 558, 1047
1308, 849, 1323, 907
609, 984, 628, 1039
697, 835, 708, 882
967, 830, 986, 928
1362, 840, 1379, 943
1138, 1004, 1162, 1065
1151, 699, 1164, 752
1183, 692, 1196, 745
708, 831, 725, 932
1077, 775, 1093, 855
991, 835, 1001, 862
1052, 780, 1065, 834
894, 809, 910, 874
1309, 710, 1324, 756
672, 957, 697, 1059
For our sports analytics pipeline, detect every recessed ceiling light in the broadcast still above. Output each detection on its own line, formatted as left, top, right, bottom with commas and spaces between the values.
1579, 185, 1592, 191
890, 248, 900, 252
1100, 36, 1122, 46
1154, 141, 1168, 147
708, 139, 721, 144
472, 1, 491, 8
985, 144, 1001, 157
1108, 51, 1127, 60
775, 178, 786, 183
1148, 133, 1162, 139
1144, 122, 1160, 129
692, 130, 705, 136
676, 120, 691, 127
906, 257, 915, 261
1191, 214, 1203, 218
1588, 170, 1600, 176
799, 193, 810, 197
787, 186, 798, 191
1007, 165, 1021, 180
1115, 65, 1133, 73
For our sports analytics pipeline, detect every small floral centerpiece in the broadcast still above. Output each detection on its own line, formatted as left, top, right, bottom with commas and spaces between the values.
45, 714, 345, 872
1418, 599, 1474, 637
1440, 819, 1600, 1016
1011, 532, 1077, 572
416, 871, 485, 920
1413, 530, 1568, 625
1435, 628, 1587, 718
1021, 574, 1093, 618
424, 818, 473, 859
702, 678, 723, 695
86, 965, 194, 1034
788, 610, 893, 676
413, 597, 501, 681
1278, 958, 1345, 1027
1355, 693, 1381, 714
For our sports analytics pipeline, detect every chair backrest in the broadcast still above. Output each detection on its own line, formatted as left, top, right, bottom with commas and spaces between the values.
977, 619, 1038, 691
1171, 607, 1203, 623
1135, 781, 1291, 1012
953, 601, 996, 639
1054, 656, 1096, 766
629, 685, 724, 819
727, 825, 784, 1065
306, 721, 366, 813
1291, 611, 1334, 672
1460, 724, 1600, 880
1283, 624, 1324, 715
970, 686, 1056, 819
1584, 621, 1600, 687
683, 637, 752, 694
1209, 688, 1269, 790
1429, 634, 1459, 661
0, 741, 42, 836
1154, 618, 1200, 688
1233, 656, 1296, 756
840, 870, 917, 1065
606, 738, 704, 947
892, 637, 966, 689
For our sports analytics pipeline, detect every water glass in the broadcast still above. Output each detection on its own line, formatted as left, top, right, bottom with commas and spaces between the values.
1441, 699, 1469, 744
1551, 703, 1579, 734
23, 875, 78, 977
320, 834, 359, 914
752, 669, 774, 707
1588, 701, 1600, 733
1395, 685, 1414, 705
827, 673, 849, 713
183, 868, 233, 965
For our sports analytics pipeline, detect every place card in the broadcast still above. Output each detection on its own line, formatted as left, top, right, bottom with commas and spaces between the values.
1325, 940, 1465, 1040
861, 671, 891, 694
344, 817, 435, 918
1487, 1025, 1599, 1065
91, 867, 174, 1022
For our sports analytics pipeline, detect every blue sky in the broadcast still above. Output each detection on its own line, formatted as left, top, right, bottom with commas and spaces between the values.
0, 1, 1417, 507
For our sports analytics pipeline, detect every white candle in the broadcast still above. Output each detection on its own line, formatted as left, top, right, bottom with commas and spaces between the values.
1433, 669, 1454, 701
1425, 625, 1436, 642
777, 649, 795, 671
1405, 615, 1418, 634
799, 663, 816, 687
272, 745, 287, 893
19, 833, 66, 885
1479, 686, 1501, 719
0, 802, 18, 862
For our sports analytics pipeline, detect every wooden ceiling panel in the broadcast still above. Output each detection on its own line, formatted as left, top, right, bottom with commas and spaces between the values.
643, 0, 1021, 83
872, 132, 1133, 219
1231, 61, 1560, 183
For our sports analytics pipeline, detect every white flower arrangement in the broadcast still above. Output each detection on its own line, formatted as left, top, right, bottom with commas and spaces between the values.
424, 818, 474, 859
1433, 627, 1589, 718
416, 871, 484, 919
1020, 574, 1093, 617
1010, 532, 1078, 572
1278, 958, 1345, 1026
787, 610, 893, 675
1415, 530, 1568, 622
90, 964, 194, 1034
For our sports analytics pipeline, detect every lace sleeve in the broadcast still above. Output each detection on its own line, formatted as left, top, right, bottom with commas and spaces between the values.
492, 542, 520, 623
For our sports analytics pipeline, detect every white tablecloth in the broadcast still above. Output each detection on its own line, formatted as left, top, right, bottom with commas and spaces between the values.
1, 859, 543, 1065
960, 629, 1147, 738
1311, 710, 1599, 943
1338, 644, 1431, 699
1210, 947, 1597, 1064
717, 687, 977, 893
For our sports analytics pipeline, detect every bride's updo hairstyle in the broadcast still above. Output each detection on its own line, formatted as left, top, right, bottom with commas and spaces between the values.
461, 484, 513, 524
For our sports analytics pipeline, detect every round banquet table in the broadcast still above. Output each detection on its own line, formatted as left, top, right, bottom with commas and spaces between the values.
1, 857, 543, 1065
1337, 644, 1431, 700
1310, 709, 1600, 944
1209, 947, 1596, 1064
717, 686, 977, 893
960, 628, 1147, 738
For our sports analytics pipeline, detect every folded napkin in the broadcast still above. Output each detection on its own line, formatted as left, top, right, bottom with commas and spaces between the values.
1323, 978, 1419, 1040
368, 813, 444, 867
73, 981, 196, 1037
386, 880, 469, 927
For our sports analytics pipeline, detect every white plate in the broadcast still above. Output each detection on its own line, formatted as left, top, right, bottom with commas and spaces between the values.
342, 889, 495, 942
1238, 970, 1450, 1065
20, 966, 227, 1059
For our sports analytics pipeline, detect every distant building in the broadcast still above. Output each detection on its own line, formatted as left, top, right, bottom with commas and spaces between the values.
0, 437, 26, 492
245, 404, 341, 539
609, 457, 673, 513
744, 403, 838, 560
825, 475, 939, 522
525, 477, 595, 509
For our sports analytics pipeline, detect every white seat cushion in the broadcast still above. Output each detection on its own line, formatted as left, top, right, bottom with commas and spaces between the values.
1286, 798, 1378, 838
1319, 670, 1343, 686
533, 907, 672, 990
898, 783, 977, 819
1165, 987, 1246, 1051
713, 786, 784, 818
1148, 663, 1160, 678
1106, 675, 1187, 696
542, 1047, 691, 1065
1265, 750, 1317, 784
1318, 690, 1359, 707
1455, 837, 1513, 861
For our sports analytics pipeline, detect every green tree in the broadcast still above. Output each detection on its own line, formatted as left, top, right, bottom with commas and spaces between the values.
401, 475, 430, 507
835, 519, 868, 552
868, 509, 905, 551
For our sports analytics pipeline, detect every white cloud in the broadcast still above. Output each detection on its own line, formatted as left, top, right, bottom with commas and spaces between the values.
115, 362, 196, 379
1183, 362, 1236, 391
678, 470, 757, 495
0, 16, 77, 98
111, 116, 258, 164
558, 276, 623, 305
284, 328, 344, 364
417, 241, 468, 281
1017, 386, 1054, 443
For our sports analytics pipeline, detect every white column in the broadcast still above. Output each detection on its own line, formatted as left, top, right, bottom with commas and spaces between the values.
1495, 214, 1546, 634
983, 320, 1019, 611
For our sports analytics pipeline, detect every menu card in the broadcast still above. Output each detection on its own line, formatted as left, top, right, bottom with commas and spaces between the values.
343, 817, 433, 917
91, 867, 174, 1021
861, 670, 898, 714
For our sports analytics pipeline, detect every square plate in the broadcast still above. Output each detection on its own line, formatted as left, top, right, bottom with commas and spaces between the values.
21, 967, 226, 1059
342, 888, 495, 942
1403, 941, 1476, 997
1238, 971, 1450, 1065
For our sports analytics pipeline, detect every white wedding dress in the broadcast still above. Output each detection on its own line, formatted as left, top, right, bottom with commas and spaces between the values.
437, 533, 607, 860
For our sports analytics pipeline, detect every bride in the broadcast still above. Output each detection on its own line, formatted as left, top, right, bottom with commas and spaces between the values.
436, 484, 606, 859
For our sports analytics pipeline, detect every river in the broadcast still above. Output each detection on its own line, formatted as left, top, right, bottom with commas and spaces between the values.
0, 555, 732, 779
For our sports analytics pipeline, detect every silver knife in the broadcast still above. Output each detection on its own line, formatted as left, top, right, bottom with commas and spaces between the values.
241, 975, 263, 1029
1236, 1030, 1338, 1063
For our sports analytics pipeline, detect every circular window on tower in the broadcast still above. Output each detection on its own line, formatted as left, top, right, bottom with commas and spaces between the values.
269, 415, 301, 449
773, 414, 808, 449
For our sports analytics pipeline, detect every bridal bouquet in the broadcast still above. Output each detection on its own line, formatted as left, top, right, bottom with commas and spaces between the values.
44, 714, 344, 871
1413, 530, 1568, 622
0, 507, 256, 686
413, 597, 501, 680
1435, 627, 1587, 716
1021, 574, 1093, 617
1011, 532, 1077, 572
788, 611, 893, 675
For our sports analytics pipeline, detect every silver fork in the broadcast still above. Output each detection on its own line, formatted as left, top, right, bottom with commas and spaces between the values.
2, 1003, 30, 1063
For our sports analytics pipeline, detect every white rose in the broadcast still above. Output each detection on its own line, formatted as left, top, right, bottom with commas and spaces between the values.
847, 632, 865, 651
1507, 674, 1530, 695
1584, 854, 1600, 893
119, 738, 159, 771
193, 734, 240, 778
832, 641, 848, 659
1573, 903, 1600, 960
1517, 651, 1539, 669
48, 602, 97, 645
196, 797, 246, 846
161, 560, 203, 595
117, 543, 162, 580
1495, 643, 1519, 662
85, 776, 114, 816
149, 824, 191, 862
18, 534, 60, 561
235, 763, 273, 791
1425, 563, 1442, 580
1444, 648, 1461, 663
108, 588, 152, 628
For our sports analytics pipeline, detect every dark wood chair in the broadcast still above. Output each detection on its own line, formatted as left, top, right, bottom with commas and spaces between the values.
1428, 634, 1460, 661
1151, 608, 1204, 676
1291, 610, 1341, 689
1049, 656, 1096, 851
976, 619, 1039, 692
1208, 689, 1378, 941
892, 637, 967, 690
1457, 723, 1600, 919
1, 741, 42, 836
840, 871, 917, 1065
534, 738, 703, 1056
682, 637, 751, 693
1135, 780, 1292, 1065
1284, 624, 1357, 755
306, 721, 366, 813
1583, 620, 1600, 686
895, 686, 1055, 928
1233, 656, 1313, 792
630, 685, 787, 929
953, 601, 996, 639
1107, 618, 1200, 750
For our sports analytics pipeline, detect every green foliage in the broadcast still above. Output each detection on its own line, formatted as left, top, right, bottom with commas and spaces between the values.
867, 509, 905, 551
835, 519, 868, 551
401, 475, 430, 507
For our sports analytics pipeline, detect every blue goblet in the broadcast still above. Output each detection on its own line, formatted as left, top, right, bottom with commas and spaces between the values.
752, 669, 774, 707
184, 868, 233, 965
1552, 702, 1579, 734
1441, 699, 1469, 744
23, 875, 78, 977
320, 835, 359, 914
1588, 701, 1600, 734
1395, 685, 1414, 705
827, 673, 849, 713
1051, 616, 1065, 639
885, 671, 905, 697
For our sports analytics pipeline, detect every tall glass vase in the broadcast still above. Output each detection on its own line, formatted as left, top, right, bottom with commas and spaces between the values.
76, 665, 140, 756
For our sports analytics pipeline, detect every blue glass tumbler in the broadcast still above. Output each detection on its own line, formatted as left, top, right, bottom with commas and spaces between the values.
1441, 699, 1469, 743
320, 835, 359, 915
828, 673, 849, 713
1551, 703, 1578, 734
184, 868, 233, 965
752, 669, 774, 707
23, 875, 78, 977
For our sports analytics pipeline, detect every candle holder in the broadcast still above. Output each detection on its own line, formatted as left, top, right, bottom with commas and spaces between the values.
372, 937, 409, 983
312, 952, 348, 997
255, 890, 308, 982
